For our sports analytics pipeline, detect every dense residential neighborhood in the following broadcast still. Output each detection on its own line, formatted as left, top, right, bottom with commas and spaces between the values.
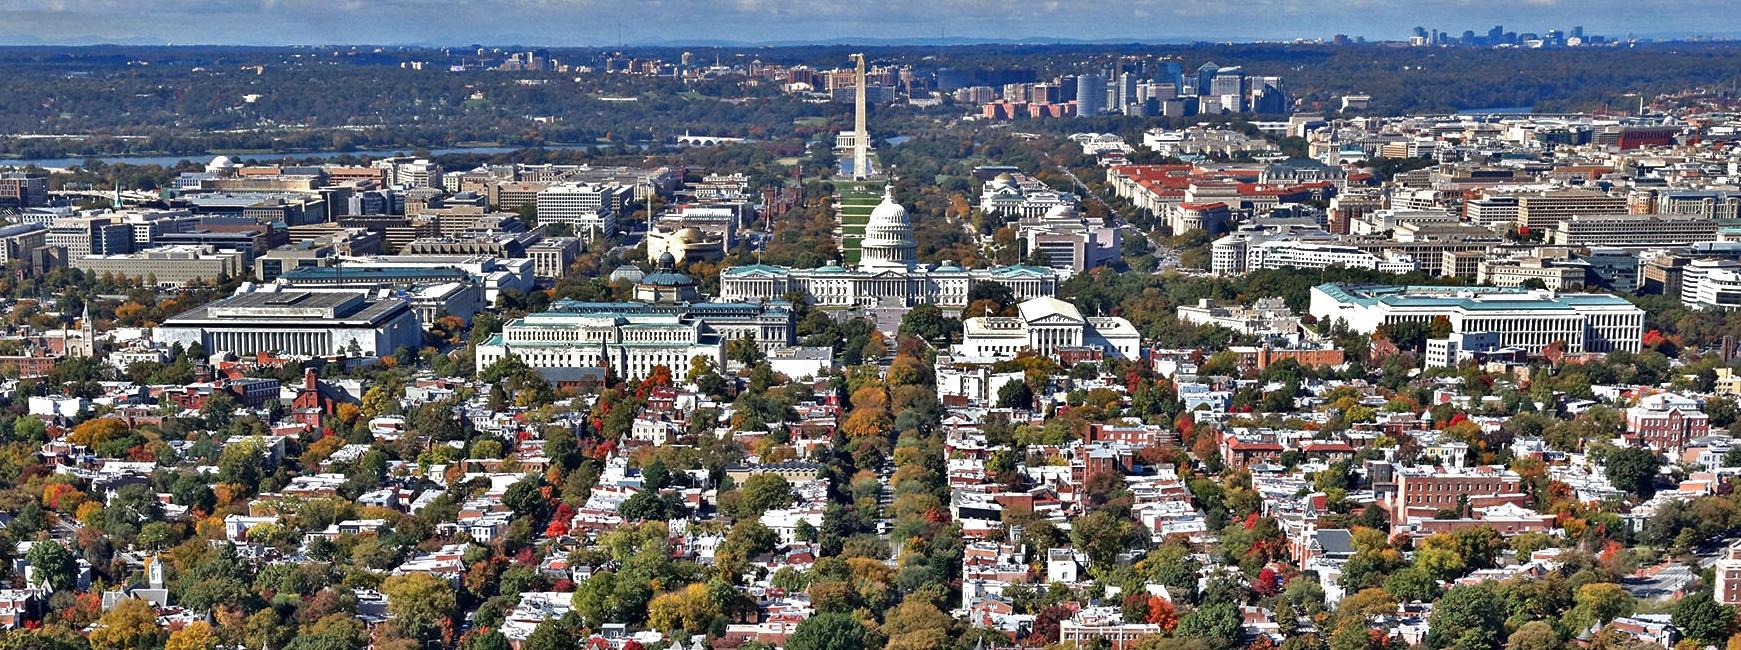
12, 27, 1741, 650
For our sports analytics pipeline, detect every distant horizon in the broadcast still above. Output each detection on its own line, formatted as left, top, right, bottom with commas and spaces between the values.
3, 33, 1741, 50
1, 0, 1738, 49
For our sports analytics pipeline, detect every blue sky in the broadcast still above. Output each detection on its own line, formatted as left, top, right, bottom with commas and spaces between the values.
0, 0, 1733, 46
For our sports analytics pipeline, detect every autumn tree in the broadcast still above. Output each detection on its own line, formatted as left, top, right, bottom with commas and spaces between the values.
67, 417, 129, 447
89, 598, 165, 650
166, 621, 218, 650
647, 583, 722, 634
882, 598, 953, 650
382, 572, 456, 646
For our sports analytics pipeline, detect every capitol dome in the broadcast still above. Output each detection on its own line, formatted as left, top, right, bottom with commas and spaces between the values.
859, 186, 918, 270
868, 189, 909, 226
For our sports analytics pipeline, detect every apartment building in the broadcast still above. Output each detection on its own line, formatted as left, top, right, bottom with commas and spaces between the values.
1624, 393, 1709, 453
1390, 464, 1523, 522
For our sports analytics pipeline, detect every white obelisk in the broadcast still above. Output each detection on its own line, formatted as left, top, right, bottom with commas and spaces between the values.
851, 53, 869, 180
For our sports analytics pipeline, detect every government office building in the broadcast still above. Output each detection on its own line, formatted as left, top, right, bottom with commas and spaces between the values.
154, 289, 422, 358
1308, 283, 1644, 355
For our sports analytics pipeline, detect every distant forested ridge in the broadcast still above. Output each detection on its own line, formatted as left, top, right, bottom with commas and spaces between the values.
2, 42, 1739, 158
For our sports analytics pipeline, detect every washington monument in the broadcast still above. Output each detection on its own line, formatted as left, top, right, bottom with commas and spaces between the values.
851, 52, 870, 180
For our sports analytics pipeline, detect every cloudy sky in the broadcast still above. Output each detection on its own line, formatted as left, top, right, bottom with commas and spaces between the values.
0, 0, 1733, 46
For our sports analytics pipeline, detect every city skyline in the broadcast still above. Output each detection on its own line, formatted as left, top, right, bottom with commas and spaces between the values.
0, 0, 1737, 47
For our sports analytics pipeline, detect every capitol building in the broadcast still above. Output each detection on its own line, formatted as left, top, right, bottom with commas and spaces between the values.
719, 188, 1061, 309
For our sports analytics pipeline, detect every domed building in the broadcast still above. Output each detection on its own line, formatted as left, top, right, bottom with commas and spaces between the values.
720, 186, 1061, 310
646, 224, 727, 264
858, 186, 918, 270
205, 155, 240, 176
635, 252, 701, 303
977, 170, 1079, 218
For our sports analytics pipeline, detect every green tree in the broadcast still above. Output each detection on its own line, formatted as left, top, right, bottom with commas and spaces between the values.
1071, 510, 1136, 574
785, 612, 868, 650
1426, 584, 1505, 650
898, 304, 959, 344
1175, 602, 1243, 650
1604, 447, 1662, 499
217, 436, 265, 490
1503, 621, 1562, 650
520, 616, 578, 650
24, 540, 75, 592
503, 476, 548, 519
996, 380, 1034, 409
1382, 565, 1442, 603
200, 390, 240, 430
1565, 582, 1632, 632
618, 490, 681, 521
1671, 592, 1731, 645
738, 473, 796, 516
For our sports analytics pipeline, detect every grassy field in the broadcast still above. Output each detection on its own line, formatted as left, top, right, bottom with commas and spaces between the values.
834, 180, 881, 266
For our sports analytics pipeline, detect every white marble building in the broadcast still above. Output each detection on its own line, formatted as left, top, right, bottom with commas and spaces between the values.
957, 296, 1141, 360
719, 187, 1061, 309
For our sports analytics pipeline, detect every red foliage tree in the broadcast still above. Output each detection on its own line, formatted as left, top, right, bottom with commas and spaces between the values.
1255, 566, 1282, 597
1146, 596, 1178, 631
1031, 605, 1073, 645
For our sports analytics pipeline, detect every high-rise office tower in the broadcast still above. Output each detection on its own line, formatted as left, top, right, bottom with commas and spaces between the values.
1117, 72, 1139, 110
1195, 62, 1219, 96
1157, 61, 1183, 91
1210, 67, 1246, 97
1252, 77, 1287, 114
1076, 73, 1105, 117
